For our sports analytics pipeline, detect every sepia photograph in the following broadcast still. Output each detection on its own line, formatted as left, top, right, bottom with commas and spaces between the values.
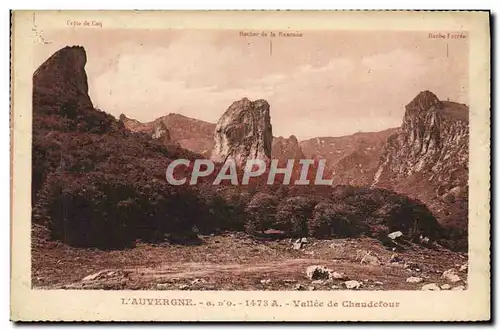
10, 10, 490, 321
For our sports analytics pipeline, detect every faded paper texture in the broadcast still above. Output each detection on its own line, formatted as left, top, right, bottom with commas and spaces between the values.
11, 10, 490, 321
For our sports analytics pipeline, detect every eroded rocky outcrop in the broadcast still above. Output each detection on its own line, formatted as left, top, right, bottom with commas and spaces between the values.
372, 91, 469, 242
211, 98, 273, 167
272, 135, 305, 162
33, 45, 94, 114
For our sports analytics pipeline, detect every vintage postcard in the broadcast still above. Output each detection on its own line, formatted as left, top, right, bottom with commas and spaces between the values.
11, 10, 490, 321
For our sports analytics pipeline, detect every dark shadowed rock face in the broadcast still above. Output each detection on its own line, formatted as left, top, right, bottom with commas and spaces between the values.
33, 45, 93, 114
211, 98, 273, 167
373, 90, 469, 233
272, 135, 305, 162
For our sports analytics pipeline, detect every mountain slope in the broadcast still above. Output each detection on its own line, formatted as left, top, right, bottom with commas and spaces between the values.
300, 129, 398, 186
373, 91, 469, 248
120, 113, 216, 156
32, 46, 221, 249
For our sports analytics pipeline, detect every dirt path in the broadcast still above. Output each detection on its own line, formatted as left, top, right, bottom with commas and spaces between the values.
136, 258, 328, 279
33, 234, 468, 291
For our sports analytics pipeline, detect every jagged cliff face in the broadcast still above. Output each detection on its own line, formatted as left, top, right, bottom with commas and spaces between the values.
33, 45, 93, 114
373, 91, 469, 229
211, 98, 273, 167
300, 129, 397, 186
272, 135, 305, 162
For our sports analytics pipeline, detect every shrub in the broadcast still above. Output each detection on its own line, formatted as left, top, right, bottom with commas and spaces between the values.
275, 196, 317, 236
244, 193, 278, 234
308, 202, 360, 238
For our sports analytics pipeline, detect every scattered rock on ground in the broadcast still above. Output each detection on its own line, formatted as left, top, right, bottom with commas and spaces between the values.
440, 284, 451, 290
388, 231, 403, 240
191, 278, 206, 285
331, 271, 347, 280
82, 271, 103, 282
156, 283, 169, 290
406, 277, 423, 284
293, 242, 303, 250
460, 263, 468, 272
443, 269, 461, 283
307, 286, 316, 291
344, 280, 361, 290
404, 262, 421, 272
361, 252, 381, 266
419, 235, 431, 245
374, 281, 384, 285
390, 253, 403, 263
300, 237, 308, 244
260, 279, 271, 285
179, 284, 189, 290
306, 265, 332, 280
311, 280, 325, 285
331, 285, 340, 290
81, 270, 128, 282
294, 284, 305, 291
452, 285, 466, 291
421, 283, 441, 291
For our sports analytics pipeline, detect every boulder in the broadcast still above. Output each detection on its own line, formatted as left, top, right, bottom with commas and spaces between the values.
440, 284, 451, 290
344, 280, 361, 290
293, 242, 303, 250
406, 277, 423, 284
421, 283, 441, 291
306, 265, 331, 280
82, 271, 104, 282
361, 252, 381, 266
388, 231, 403, 240
260, 279, 271, 285
442, 269, 461, 283
331, 272, 347, 280
294, 283, 305, 291
156, 283, 170, 290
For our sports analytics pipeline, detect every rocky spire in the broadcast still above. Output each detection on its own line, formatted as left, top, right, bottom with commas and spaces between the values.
33, 45, 93, 114
211, 98, 273, 167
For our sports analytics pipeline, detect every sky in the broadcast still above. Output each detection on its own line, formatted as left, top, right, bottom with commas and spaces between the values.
34, 29, 468, 140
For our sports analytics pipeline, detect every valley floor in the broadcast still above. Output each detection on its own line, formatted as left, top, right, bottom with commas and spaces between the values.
32, 225, 468, 291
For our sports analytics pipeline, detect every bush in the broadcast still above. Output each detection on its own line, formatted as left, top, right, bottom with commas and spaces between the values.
37, 170, 206, 249
309, 202, 361, 238
275, 196, 317, 236
244, 193, 278, 234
